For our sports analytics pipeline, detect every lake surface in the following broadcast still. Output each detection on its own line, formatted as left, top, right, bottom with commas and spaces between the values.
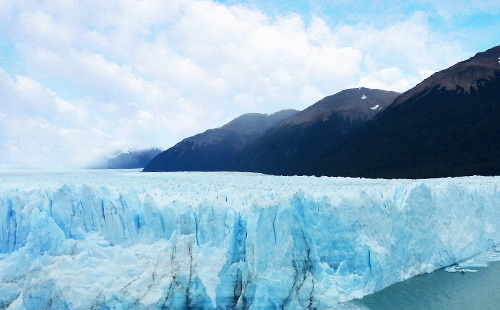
336, 261, 500, 310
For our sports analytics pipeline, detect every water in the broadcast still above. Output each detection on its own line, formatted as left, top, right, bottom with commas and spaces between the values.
337, 261, 500, 310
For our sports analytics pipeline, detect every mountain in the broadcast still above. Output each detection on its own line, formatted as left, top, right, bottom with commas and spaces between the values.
143, 109, 298, 172
236, 88, 399, 174
95, 148, 163, 169
309, 45, 500, 178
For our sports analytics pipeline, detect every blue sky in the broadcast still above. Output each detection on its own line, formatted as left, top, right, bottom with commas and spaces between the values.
0, 0, 499, 169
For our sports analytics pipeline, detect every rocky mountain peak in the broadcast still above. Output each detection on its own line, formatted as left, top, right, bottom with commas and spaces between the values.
394, 45, 500, 105
278, 88, 399, 127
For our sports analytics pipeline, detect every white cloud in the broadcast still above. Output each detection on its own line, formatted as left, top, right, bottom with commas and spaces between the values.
307, 15, 336, 45
356, 67, 419, 92
334, 12, 466, 91
0, 69, 93, 168
300, 85, 326, 106
17, 10, 74, 49
0, 0, 471, 168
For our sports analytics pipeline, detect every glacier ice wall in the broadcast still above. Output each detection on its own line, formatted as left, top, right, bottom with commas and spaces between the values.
1, 170, 500, 309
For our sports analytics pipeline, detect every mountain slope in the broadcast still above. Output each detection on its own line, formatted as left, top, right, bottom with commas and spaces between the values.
93, 148, 163, 169
143, 109, 298, 172
237, 88, 399, 174
308, 45, 500, 178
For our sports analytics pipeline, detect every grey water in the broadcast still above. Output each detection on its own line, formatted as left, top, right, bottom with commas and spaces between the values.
338, 261, 500, 310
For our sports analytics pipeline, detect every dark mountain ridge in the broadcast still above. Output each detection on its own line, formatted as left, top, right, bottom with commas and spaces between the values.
143, 109, 298, 172
144, 45, 500, 178
144, 88, 398, 174
237, 88, 399, 174
308, 45, 500, 178
394, 46, 500, 105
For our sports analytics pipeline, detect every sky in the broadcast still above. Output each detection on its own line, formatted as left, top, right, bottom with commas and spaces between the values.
0, 0, 499, 169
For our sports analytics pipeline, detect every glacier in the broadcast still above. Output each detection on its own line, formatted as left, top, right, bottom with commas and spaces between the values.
1, 170, 500, 309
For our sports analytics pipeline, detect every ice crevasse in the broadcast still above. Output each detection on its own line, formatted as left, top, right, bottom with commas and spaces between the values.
1, 170, 500, 309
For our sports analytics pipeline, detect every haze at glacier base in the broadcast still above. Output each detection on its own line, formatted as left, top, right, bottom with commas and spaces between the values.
1, 170, 500, 309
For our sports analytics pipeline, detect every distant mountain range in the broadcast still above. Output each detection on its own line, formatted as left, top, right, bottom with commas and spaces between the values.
144, 88, 397, 173
144, 110, 298, 172
94, 148, 163, 169
145, 45, 500, 178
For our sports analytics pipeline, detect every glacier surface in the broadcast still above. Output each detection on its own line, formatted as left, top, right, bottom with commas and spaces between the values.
1, 170, 500, 309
